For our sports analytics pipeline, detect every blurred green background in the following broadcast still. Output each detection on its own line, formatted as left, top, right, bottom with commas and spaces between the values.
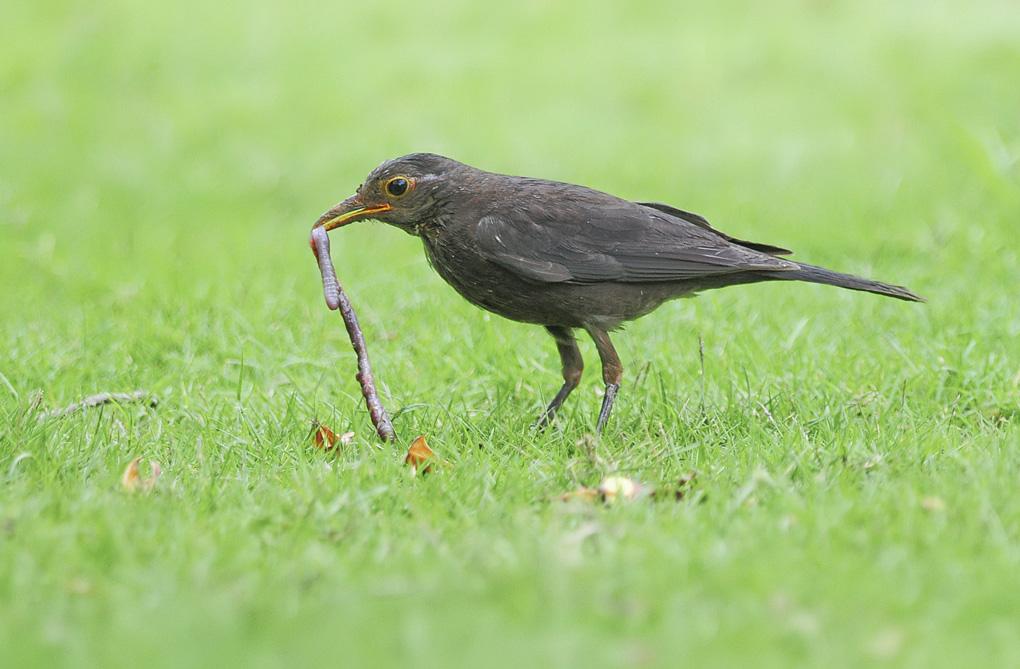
2, 0, 1019, 667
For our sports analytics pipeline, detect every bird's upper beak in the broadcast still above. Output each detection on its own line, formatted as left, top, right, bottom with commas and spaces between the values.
313, 195, 392, 232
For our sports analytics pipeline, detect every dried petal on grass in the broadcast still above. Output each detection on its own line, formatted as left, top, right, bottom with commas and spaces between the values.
559, 476, 646, 504
404, 435, 435, 475
598, 476, 645, 502
558, 472, 703, 505
121, 457, 161, 493
311, 421, 355, 452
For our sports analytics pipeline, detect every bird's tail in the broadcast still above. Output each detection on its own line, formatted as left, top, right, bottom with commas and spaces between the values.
764, 263, 924, 302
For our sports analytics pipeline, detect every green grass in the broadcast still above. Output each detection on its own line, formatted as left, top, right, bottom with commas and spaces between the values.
2, 0, 1019, 666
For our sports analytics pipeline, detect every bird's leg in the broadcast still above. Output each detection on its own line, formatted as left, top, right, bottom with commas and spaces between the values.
585, 326, 623, 434
535, 326, 584, 428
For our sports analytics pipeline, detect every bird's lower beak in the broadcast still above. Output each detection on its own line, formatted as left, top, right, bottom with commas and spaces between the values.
313, 195, 392, 232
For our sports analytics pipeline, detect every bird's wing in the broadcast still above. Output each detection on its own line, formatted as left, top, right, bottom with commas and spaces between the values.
637, 202, 793, 256
474, 199, 797, 285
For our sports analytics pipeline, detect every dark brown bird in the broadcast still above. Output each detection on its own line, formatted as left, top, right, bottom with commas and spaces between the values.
313, 153, 922, 433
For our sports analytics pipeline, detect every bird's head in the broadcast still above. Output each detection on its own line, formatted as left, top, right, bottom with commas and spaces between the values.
313, 153, 463, 235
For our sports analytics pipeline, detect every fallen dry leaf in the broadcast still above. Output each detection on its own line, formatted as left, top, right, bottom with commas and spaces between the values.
120, 458, 139, 489
558, 487, 600, 503
311, 422, 354, 452
312, 422, 337, 449
404, 435, 435, 475
121, 457, 161, 493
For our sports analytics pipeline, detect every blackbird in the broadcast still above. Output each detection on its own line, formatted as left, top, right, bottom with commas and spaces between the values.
313, 153, 922, 433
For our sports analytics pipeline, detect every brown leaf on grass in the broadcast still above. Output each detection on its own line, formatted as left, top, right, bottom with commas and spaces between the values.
311, 422, 354, 452
558, 487, 600, 503
404, 435, 435, 475
121, 457, 161, 493
312, 422, 337, 449
120, 458, 139, 489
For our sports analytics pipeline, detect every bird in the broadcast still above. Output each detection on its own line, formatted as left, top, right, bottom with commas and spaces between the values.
313, 153, 922, 433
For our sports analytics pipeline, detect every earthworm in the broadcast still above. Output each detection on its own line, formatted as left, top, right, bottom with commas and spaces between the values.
310, 226, 341, 310
310, 226, 397, 442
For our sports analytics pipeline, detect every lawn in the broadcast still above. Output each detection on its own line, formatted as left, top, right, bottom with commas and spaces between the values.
2, 0, 1019, 666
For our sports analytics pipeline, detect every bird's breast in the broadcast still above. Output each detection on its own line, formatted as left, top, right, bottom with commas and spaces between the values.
420, 231, 553, 323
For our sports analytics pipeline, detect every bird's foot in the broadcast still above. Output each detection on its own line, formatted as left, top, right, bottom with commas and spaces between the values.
595, 383, 620, 434
532, 380, 580, 431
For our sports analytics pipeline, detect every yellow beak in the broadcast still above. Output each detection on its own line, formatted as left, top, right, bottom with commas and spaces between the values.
314, 196, 392, 231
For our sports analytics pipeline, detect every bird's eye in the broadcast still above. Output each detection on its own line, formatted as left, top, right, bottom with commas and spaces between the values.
386, 177, 410, 197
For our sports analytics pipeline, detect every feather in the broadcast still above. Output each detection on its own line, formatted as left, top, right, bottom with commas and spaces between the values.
475, 202, 795, 285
